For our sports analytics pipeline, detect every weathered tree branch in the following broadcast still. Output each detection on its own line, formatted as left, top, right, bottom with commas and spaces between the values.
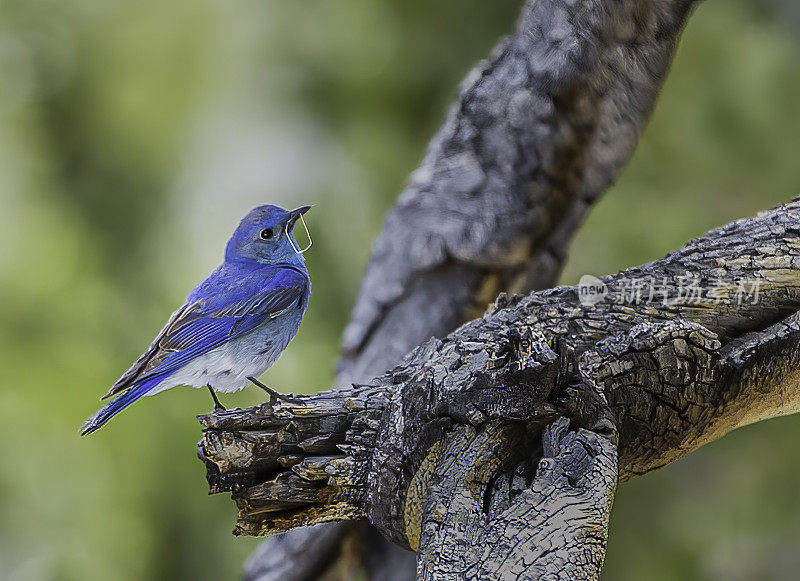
200, 198, 800, 578
237, 0, 699, 577
277, 0, 696, 575
337, 0, 697, 387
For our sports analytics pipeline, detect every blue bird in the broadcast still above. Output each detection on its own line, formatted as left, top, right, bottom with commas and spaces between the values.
81, 204, 312, 435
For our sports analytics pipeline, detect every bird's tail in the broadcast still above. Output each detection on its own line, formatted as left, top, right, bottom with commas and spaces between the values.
80, 375, 163, 436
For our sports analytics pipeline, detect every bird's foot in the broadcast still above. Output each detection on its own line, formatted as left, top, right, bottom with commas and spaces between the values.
207, 385, 226, 412
247, 376, 306, 406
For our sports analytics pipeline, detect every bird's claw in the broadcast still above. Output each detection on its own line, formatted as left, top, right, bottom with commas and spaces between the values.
248, 376, 306, 406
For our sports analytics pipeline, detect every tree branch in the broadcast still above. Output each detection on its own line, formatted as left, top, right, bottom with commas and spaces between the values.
242, 0, 699, 577
200, 198, 800, 578
337, 0, 697, 386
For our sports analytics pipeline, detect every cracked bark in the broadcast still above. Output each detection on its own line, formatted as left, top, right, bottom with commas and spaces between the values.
337, 0, 696, 387
222, 0, 701, 578
237, 0, 698, 577
200, 198, 800, 579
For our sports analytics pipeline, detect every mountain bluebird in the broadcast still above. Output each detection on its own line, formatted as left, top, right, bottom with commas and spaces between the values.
81, 204, 312, 435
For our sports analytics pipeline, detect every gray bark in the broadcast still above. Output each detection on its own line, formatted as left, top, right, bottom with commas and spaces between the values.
199, 197, 800, 579
337, 0, 696, 387
222, 0, 702, 577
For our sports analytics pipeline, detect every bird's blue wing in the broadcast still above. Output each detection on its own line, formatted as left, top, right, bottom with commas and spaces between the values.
103, 266, 308, 399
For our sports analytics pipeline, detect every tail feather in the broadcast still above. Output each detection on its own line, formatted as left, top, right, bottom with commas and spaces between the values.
80, 376, 163, 436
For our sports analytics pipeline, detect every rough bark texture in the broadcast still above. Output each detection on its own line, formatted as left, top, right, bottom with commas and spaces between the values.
230, 0, 699, 578
337, 0, 696, 387
200, 198, 800, 579
240, 0, 696, 577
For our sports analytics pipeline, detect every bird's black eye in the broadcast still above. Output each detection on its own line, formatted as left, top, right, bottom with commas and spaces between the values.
260, 228, 274, 240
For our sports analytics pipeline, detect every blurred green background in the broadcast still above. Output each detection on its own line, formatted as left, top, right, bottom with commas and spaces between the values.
1, 0, 799, 579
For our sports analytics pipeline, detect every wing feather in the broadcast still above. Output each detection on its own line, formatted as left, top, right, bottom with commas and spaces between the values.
102, 267, 308, 400
102, 301, 203, 399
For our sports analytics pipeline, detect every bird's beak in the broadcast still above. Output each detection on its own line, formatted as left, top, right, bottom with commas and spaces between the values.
288, 205, 311, 226
285, 205, 313, 254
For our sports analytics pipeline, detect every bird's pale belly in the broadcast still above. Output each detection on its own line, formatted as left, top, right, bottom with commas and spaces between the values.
147, 309, 304, 395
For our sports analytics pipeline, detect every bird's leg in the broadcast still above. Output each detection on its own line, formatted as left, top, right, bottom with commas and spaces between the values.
207, 384, 226, 412
247, 376, 306, 406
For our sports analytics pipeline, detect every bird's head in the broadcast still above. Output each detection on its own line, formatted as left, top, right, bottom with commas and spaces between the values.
225, 204, 312, 265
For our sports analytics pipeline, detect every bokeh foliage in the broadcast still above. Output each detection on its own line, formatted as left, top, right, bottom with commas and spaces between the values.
0, 0, 798, 579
